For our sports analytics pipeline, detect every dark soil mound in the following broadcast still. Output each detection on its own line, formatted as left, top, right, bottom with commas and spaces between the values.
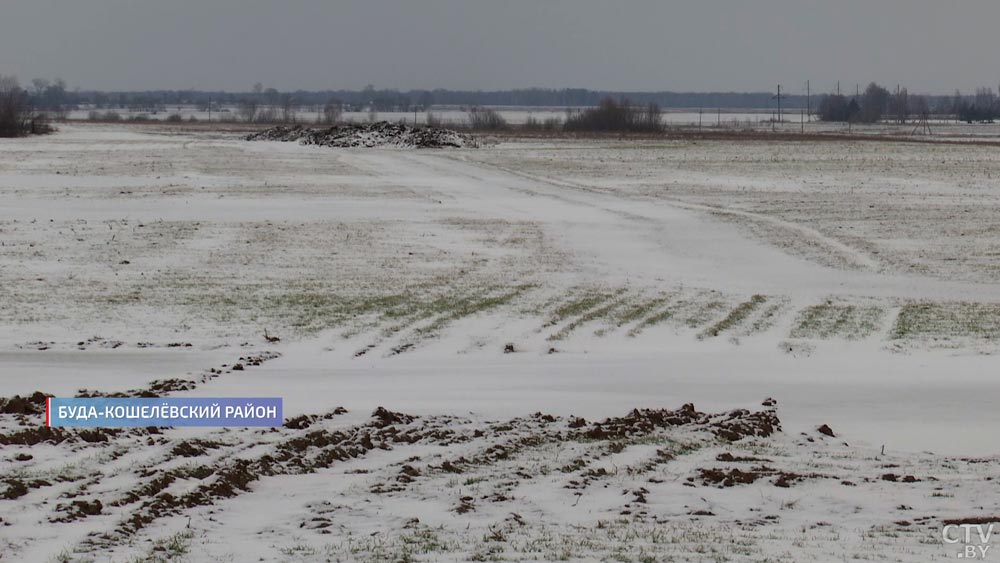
247, 122, 476, 149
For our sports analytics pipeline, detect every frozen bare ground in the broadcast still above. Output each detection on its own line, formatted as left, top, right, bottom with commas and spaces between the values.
2, 124, 1000, 561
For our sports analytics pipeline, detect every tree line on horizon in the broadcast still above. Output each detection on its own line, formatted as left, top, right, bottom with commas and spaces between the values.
8, 73, 1000, 135
21, 82, 812, 113
11, 75, 1000, 117
816, 82, 1000, 124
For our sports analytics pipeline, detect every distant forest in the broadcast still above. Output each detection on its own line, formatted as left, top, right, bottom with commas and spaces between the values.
18, 81, 820, 113
13, 78, 1000, 125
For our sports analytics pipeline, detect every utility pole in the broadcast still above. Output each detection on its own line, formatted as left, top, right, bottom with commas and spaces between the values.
771, 84, 782, 131
806, 80, 811, 120
837, 81, 840, 96
208, 96, 212, 122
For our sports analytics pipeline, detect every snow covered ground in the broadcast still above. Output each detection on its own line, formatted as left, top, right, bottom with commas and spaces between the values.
2, 123, 1000, 562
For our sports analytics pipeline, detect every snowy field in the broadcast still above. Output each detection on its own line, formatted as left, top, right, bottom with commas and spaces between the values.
2, 123, 1000, 562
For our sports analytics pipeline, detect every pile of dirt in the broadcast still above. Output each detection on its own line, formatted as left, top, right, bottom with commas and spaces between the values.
246, 123, 476, 149
574, 403, 780, 442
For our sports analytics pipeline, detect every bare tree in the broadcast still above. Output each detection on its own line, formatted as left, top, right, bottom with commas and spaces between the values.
563, 97, 664, 132
951, 90, 964, 121
0, 76, 33, 136
859, 83, 890, 124
264, 87, 280, 108
238, 98, 258, 122
31, 78, 50, 98
817, 94, 855, 122
322, 98, 342, 124
908, 94, 929, 118
637, 102, 663, 131
467, 107, 508, 131
888, 87, 909, 124
975, 87, 997, 121
974, 87, 996, 111
280, 94, 297, 123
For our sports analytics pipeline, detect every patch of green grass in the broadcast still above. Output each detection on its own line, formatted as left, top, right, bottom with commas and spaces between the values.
545, 289, 622, 327
628, 294, 732, 337
181, 278, 535, 341
698, 295, 767, 339
627, 306, 675, 337
748, 302, 785, 335
683, 299, 730, 330
414, 285, 535, 338
792, 301, 885, 340
891, 301, 1000, 340
594, 294, 672, 337
131, 530, 193, 562
184, 288, 366, 334
400, 527, 461, 555
549, 294, 630, 341
278, 543, 318, 557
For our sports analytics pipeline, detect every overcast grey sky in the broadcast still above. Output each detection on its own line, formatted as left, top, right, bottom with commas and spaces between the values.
2, 0, 999, 94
